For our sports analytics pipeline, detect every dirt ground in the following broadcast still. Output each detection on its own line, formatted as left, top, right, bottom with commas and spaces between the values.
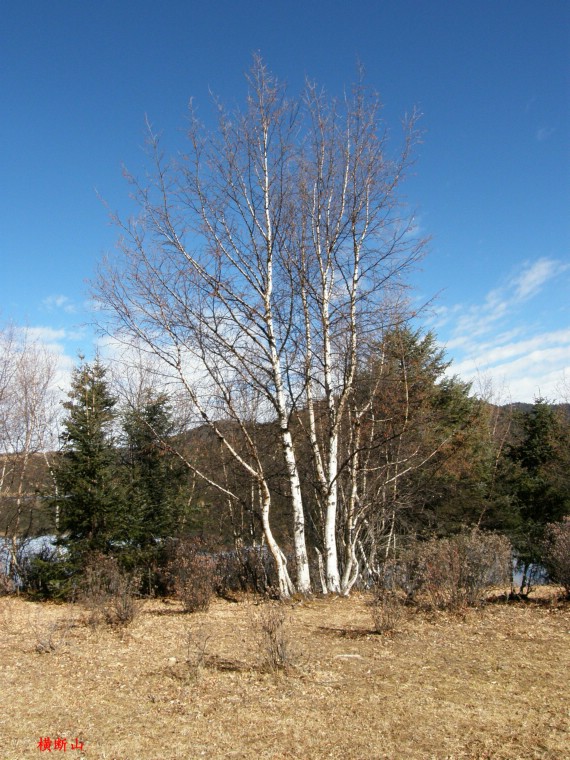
0, 589, 568, 760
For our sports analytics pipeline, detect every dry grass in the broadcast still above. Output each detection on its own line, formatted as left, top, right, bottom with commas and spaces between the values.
0, 588, 568, 759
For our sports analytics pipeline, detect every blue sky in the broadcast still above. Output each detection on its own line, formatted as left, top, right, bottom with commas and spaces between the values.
1, 0, 568, 401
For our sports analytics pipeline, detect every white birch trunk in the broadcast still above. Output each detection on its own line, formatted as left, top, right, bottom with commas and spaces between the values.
259, 482, 295, 598
265, 294, 311, 593
262, 120, 312, 593
323, 433, 341, 592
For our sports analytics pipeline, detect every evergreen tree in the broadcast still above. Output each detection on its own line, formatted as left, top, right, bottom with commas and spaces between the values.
121, 393, 188, 555
508, 398, 570, 588
384, 330, 479, 534
346, 328, 481, 552
53, 359, 124, 566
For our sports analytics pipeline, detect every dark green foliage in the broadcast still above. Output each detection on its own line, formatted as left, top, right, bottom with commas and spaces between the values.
542, 519, 570, 595
120, 393, 189, 584
22, 546, 74, 600
510, 399, 560, 473
417, 400, 518, 537
43, 359, 214, 596
52, 359, 125, 570
353, 328, 481, 542
507, 398, 570, 587
122, 394, 186, 541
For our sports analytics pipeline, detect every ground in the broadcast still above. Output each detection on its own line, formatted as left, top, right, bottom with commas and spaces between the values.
0, 590, 568, 759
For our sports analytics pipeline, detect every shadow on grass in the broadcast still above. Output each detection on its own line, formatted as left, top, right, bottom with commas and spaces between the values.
316, 625, 376, 640
486, 590, 569, 608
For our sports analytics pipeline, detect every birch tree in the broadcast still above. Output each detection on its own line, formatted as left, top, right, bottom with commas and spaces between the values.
96, 58, 425, 595
0, 325, 58, 577
294, 80, 425, 592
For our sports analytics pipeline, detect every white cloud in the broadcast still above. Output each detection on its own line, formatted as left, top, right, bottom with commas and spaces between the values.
441, 258, 563, 351
513, 258, 566, 300
25, 326, 66, 341
452, 328, 570, 374
451, 336, 570, 403
536, 126, 556, 142
453, 338, 569, 377
42, 294, 77, 314
440, 257, 569, 402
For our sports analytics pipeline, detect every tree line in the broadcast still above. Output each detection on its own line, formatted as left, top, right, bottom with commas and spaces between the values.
2, 335, 568, 598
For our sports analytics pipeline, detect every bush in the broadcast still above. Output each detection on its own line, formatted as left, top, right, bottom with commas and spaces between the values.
252, 602, 292, 672
21, 546, 74, 601
0, 570, 15, 596
80, 554, 139, 627
543, 518, 570, 596
378, 529, 512, 611
215, 546, 277, 597
166, 538, 217, 613
370, 588, 404, 635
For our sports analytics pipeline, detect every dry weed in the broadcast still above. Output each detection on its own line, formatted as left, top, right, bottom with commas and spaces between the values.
184, 621, 212, 676
166, 539, 217, 613
0, 568, 16, 596
0, 593, 568, 759
80, 554, 139, 628
252, 601, 293, 672
370, 589, 404, 635
543, 518, 570, 596
30, 609, 78, 654
381, 529, 512, 612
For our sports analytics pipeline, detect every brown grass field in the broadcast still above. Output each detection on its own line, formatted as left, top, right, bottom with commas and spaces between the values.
0, 589, 568, 760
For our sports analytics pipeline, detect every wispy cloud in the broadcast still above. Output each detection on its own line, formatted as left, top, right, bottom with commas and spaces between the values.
524, 94, 537, 114
24, 326, 67, 345
451, 329, 570, 376
440, 257, 569, 401
536, 126, 556, 142
42, 294, 77, 314
444, 257, 567, 347
455, 341, 570, 403
513, 258, 565, 299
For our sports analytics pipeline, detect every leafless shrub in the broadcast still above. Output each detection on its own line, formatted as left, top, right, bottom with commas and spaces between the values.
183, 621, 212, 679
0, 568, 15, 596
252, 602, 292, 672
215, 547, 277, 597
166, 538, 217, 613
186, 622, 211, 667
31, 610, 78, 654
543, 518, 570, 597
107, 575, 139, 626
166, 622, 213, 683
33, 620, 60, 653
80, 554, 139, 627
379, 530, 512, 612
370, 589, 404, 635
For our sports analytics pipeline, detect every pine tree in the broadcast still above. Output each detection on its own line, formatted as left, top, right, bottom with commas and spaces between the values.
345, 327, 480, 556
121, 393, 188, 555
508, 398, 570, 589
53, 359, 124, 566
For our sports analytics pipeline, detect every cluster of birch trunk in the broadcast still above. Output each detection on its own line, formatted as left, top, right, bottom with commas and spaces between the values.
96, 59, 431, 596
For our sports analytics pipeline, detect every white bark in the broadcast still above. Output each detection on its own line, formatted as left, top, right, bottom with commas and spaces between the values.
0, 325, 58, 579
96, 59, 426, 595
297, 80, 422, 592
